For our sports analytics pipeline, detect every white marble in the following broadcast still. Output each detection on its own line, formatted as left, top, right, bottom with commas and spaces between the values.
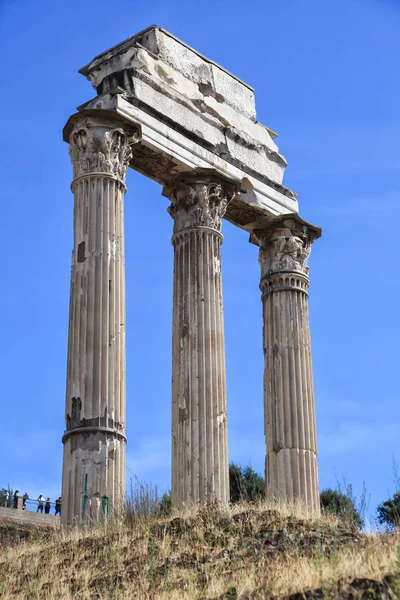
61, 117, 136, 526
165, 171, 236, 506
256, 216, 321, 514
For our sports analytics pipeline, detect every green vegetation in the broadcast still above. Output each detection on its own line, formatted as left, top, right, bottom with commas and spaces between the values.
377, 491, 400, 531
229, 462, 265, 503
320, 487, 364, 530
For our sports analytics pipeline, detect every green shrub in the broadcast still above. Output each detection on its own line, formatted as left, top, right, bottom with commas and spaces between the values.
377, 492, 400, 531
229, 463, 265, 503
320, 487, 364, 529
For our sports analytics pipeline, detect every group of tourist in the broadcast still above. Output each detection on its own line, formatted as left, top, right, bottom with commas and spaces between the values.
3, 490, 62, 516
36, 494, 62, 516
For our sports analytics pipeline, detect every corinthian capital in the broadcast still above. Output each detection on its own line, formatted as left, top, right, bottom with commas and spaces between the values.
256, 216, 321, 278
163, 171, 238, 234
69, 123, 136, 182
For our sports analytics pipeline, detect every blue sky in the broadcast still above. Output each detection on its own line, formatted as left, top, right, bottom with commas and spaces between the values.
0, 0, 399, 521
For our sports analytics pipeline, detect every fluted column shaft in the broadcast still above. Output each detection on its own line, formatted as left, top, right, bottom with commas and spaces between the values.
164, 172, 236, 506
257, 216, 321, 514
62, 118, 135, 526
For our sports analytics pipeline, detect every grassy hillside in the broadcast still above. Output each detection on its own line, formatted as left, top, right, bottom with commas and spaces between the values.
0, 502, 399, 599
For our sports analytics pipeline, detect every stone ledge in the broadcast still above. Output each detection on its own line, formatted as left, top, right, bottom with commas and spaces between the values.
0, 507, 59, 527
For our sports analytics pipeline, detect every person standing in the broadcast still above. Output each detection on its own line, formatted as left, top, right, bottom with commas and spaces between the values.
37, 494, 45, 513
45, 498, 51, 515
55, 497, 62, 516
22, 492, 30, 510
3, 489, 9, 507
13, 490, 19, 509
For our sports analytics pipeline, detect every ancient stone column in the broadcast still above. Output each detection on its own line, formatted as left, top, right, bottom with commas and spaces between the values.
164, 171, 236, 507
61, 116, 135, 526
256, 216, 321, 514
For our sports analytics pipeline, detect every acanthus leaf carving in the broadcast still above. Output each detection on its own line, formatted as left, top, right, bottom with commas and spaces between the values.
69, 126, 134, 182
167, 179, 233, 233
258, 223, 312, 276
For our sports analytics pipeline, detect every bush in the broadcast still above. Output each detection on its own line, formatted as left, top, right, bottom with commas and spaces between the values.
158, 491, 172, 516
229, 463, 265, 503
320, 487, 364, 529
376, 491, 400, 530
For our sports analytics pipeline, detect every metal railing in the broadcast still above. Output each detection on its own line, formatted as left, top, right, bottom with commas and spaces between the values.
2, 497, 61, 515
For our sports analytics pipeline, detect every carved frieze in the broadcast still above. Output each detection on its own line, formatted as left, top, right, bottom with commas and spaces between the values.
166, 176, 236, 234
69, 126, 134, 182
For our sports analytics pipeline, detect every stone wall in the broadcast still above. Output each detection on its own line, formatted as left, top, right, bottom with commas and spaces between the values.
0, 507, 59, 527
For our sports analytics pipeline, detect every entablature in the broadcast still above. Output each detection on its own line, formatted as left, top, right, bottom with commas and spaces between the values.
64, 26, 301, 235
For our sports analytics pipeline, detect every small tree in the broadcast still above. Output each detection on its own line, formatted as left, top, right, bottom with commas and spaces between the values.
159, 491, 172, 516
229, 463, 265, 503
0, 486, 13, 508
376, 492, 400, 531
320, 488, 364, 529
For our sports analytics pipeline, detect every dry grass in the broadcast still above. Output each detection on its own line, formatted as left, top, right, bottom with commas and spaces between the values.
0, 500, 399, 599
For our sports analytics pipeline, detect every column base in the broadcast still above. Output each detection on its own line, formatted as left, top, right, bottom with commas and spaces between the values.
266, 448, 320, 515
61, 431, 126, 527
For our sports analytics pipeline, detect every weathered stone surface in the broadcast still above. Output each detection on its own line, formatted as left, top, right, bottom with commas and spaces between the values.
254, 216, 321, 514
62, 27, 322, 523
66, 26, 297, 228
0, 507, 59, 528
61, 116, 136, 526
164, 170, 237, 506
81, 27, 257, 120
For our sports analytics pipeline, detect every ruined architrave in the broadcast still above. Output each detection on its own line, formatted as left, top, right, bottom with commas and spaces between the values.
62, 26, 322, 525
